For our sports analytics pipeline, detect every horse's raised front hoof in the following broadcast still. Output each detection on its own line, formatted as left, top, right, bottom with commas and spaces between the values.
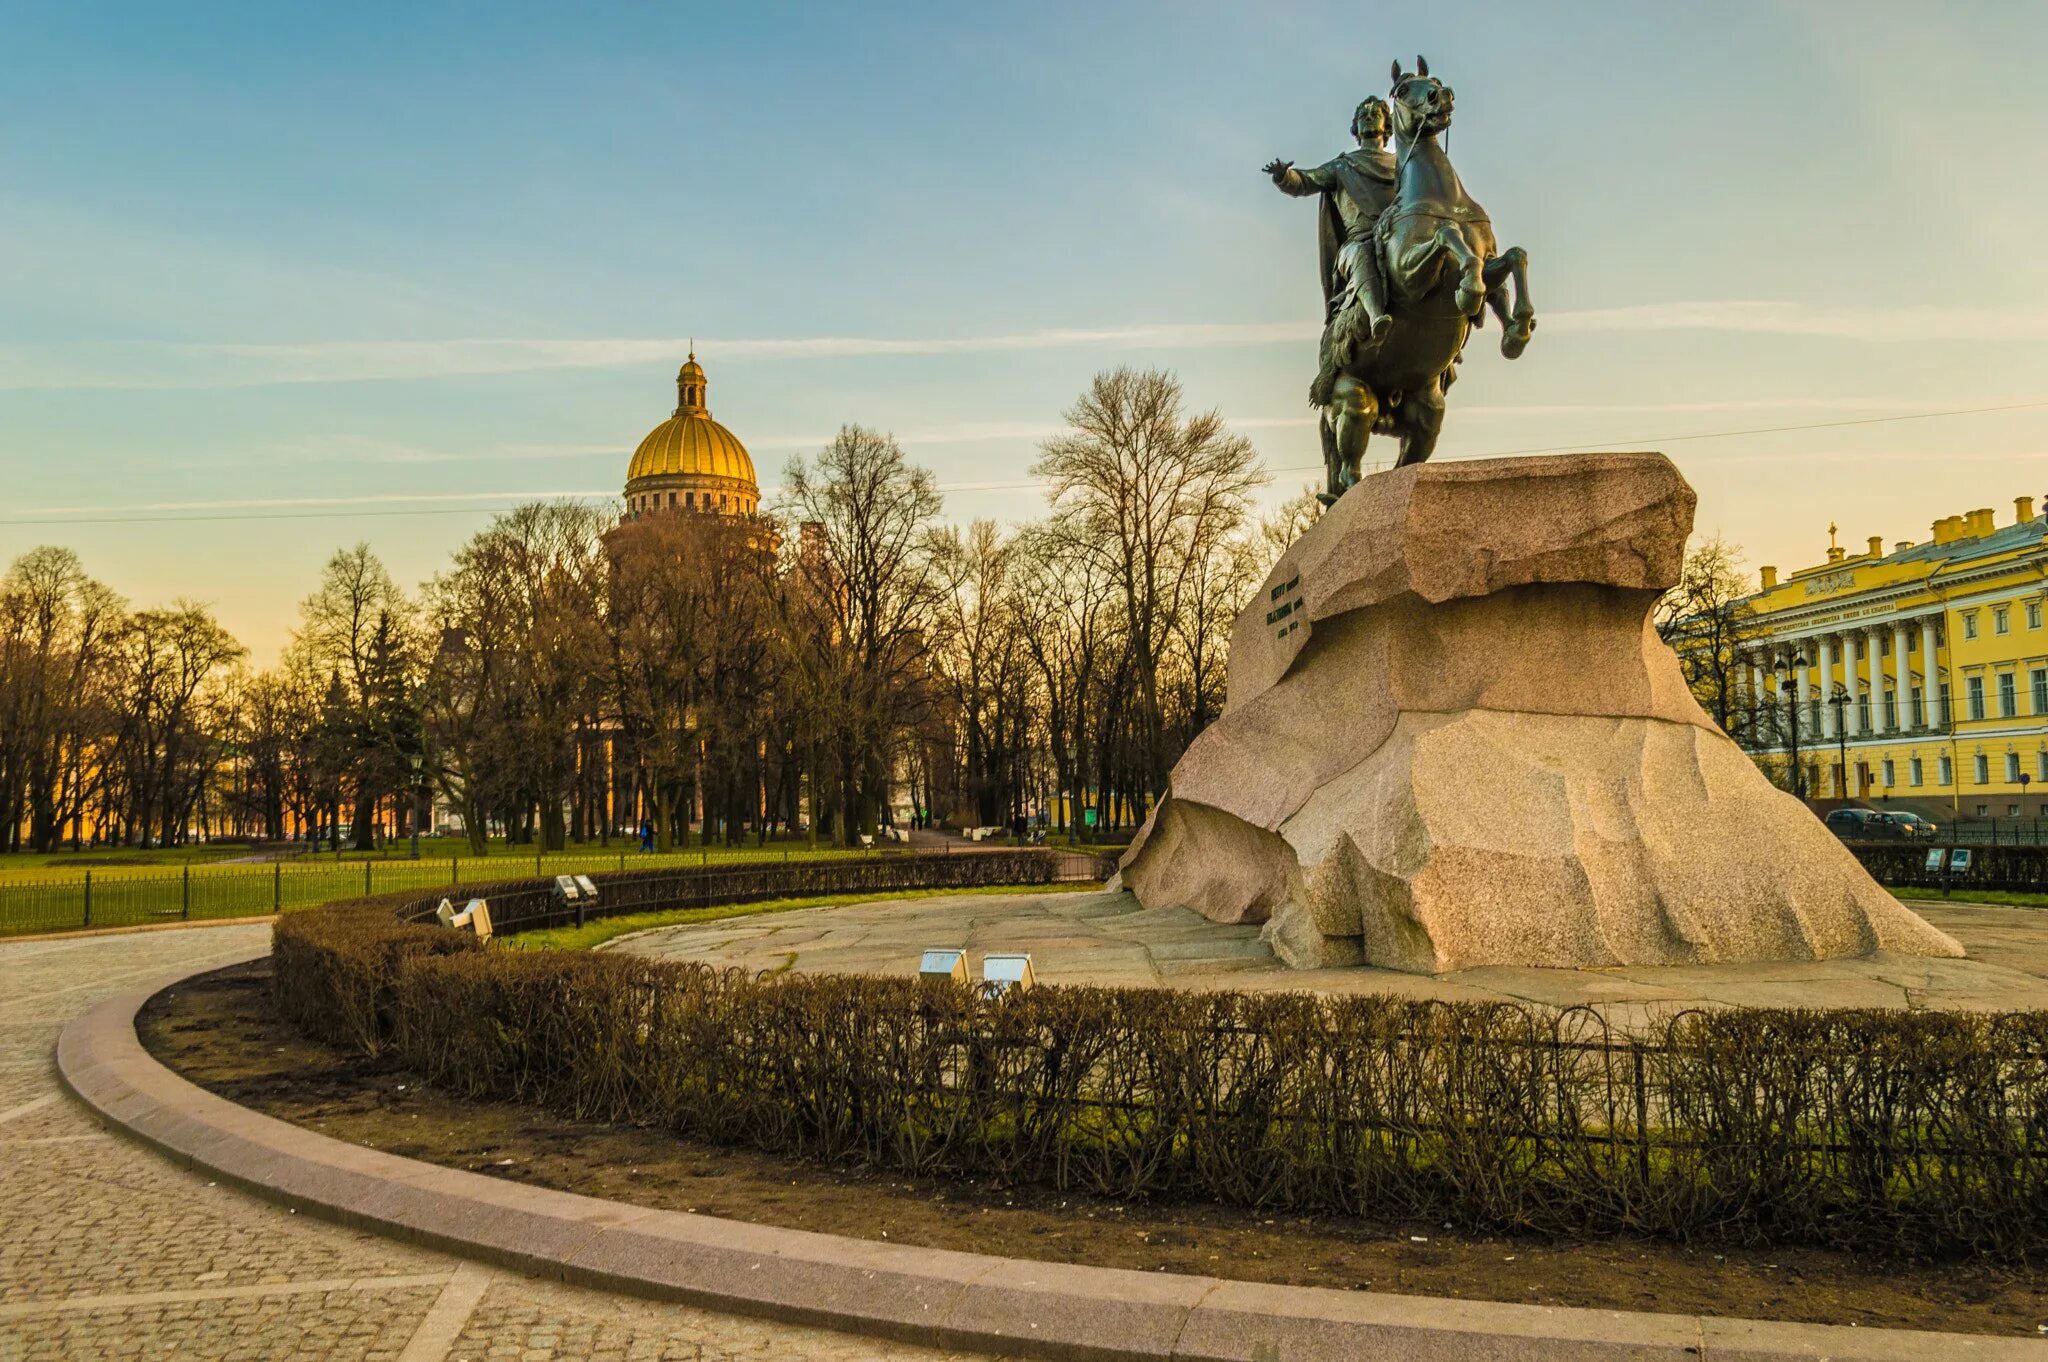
1501, 313, 1536, 359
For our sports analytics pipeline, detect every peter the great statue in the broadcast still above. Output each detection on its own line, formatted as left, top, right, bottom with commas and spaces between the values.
1264, 57, 1535, 503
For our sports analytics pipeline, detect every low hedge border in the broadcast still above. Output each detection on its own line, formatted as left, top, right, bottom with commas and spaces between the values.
273, 852, 2048, 1261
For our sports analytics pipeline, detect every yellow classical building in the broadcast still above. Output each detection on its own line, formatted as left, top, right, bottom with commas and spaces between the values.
1737, 494, 2048, 818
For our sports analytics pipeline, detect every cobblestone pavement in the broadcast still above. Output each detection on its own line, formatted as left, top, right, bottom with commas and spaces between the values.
0, 925, 991, 1361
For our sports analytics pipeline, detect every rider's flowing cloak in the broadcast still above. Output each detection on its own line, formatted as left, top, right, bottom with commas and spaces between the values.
1313, 151, 1397, 322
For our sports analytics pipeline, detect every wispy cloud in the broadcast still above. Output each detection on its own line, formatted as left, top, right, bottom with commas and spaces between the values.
1544, 301, 2048, 343
5, 490, 614, 518
3, 302, 2043, 393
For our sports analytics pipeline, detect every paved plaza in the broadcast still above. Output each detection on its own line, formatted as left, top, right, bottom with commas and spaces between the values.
612, 890, 2048, 1026
0, 924, 987, 1362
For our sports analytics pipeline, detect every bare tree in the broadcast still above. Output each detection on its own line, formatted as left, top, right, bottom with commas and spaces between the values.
1169, 529, 1265, 742
606, 506, 777, 849
294, 545, 417, 849
1032, 368, 1265, 798
0, 548, 124, 850
106, 603, 245, 846
777, 426, 944, 841
1655, 535, 1765, 743
928, 520, 1034, 827
1260, 486, 1324, 556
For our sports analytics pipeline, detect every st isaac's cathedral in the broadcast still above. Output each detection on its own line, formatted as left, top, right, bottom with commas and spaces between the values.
623, 352, 760, 517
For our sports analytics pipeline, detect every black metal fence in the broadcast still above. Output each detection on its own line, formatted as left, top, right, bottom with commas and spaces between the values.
1851, 843, 2048, 894
0, 845, 921, 937
1943, 819, 2048, 847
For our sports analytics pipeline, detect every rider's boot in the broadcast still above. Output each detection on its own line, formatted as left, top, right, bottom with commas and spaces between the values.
1360, 249, 1394, 343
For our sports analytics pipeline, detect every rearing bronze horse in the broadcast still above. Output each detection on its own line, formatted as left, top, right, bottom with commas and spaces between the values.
1313, 57, 1535, 502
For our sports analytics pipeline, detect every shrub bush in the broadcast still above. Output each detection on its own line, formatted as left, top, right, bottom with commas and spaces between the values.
273, 859, 2048, 1259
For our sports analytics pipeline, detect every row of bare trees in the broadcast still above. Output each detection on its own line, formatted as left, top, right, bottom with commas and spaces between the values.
2, 367, 1312, 854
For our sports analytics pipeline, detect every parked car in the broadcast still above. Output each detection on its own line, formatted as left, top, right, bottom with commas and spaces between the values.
1881, 810, 1938, 839
1823, 808, 1897, 841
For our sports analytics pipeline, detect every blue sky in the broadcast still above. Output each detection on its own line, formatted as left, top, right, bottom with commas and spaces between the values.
3, 0, 2046, 658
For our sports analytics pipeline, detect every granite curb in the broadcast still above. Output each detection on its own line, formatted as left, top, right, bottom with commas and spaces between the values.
55, 953, 2039, 1362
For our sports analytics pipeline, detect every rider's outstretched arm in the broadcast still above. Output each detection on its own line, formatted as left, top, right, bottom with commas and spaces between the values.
1266, 159, 1334, 197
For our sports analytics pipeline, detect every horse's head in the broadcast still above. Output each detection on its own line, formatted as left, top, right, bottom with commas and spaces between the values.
1387, 55, 1454, 142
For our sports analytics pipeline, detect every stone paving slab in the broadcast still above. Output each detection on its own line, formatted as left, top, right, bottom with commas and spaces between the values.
1, 925, 982, 1362
611, 891, 2048, 1017
51, 943, 2043, 1360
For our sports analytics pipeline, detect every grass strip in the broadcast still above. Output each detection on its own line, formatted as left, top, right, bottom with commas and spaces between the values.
517, 882, 1085, 952
1893, 887, 2048, 909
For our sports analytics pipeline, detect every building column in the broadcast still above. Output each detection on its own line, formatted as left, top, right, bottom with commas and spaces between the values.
1921, 617, 1940, 728
1803, 647, 1819, 740
1748, 657, 1765, 730
1892, 622, 1910, 732
1863, 626, 1882, 735
1818, 635, 1837, 739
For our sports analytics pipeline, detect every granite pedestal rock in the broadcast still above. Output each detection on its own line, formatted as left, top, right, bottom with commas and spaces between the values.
1114, 452, 1964, 973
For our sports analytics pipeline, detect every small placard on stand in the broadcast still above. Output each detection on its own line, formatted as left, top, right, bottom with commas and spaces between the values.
919, 948, 968, 983
981, 953, 1034, 995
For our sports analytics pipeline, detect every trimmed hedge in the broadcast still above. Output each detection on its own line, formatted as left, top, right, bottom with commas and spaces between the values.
274, 862, 2048, 1260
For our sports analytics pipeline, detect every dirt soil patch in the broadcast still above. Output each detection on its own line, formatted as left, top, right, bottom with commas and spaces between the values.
140, 959, 2048, 1337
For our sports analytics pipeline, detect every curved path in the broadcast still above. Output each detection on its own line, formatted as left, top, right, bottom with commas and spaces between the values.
1, 925, 975, 1361
19, 924, 2044, 1361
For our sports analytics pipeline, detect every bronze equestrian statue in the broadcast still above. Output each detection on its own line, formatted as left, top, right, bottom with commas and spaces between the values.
1265, 57, 1535, 503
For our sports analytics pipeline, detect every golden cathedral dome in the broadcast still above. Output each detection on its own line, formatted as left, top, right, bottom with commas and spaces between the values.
623, 351, 761, 517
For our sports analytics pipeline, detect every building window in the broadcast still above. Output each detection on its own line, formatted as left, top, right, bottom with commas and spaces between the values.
1974, 753, 1990, 784
1910, 756, 1924, 786
1940, 755, 1953, 785
1940, 684, 1951, 725
1910, 685, 1923, 722
2010, 804, 2023, 817
2029, 600, 2043, 629
1976, 804, 1990, 816
686, 492, 695, 508
1856, 694, 1870, 730
1967, 676, 1986, 720
1882, 758, 1896, 787
2006, 752, 2023, 782
1998, 672, 2017, 717
2039, 750, 2048, 782
1962, 611, 1979, 639
1884, 689, 1897, 729
1994, 606, 2011, 635
2033, 668, 2047, 714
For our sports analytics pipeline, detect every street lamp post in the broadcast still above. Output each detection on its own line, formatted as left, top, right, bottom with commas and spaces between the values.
1827, 688, 1853, 800
1772, 654, 1809, 799
409, 753, 424, 861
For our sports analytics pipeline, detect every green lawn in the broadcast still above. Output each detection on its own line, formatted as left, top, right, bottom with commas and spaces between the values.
0, 841, 900, 937
1894, 886, 2048, 909
514, 882, 1089, 952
